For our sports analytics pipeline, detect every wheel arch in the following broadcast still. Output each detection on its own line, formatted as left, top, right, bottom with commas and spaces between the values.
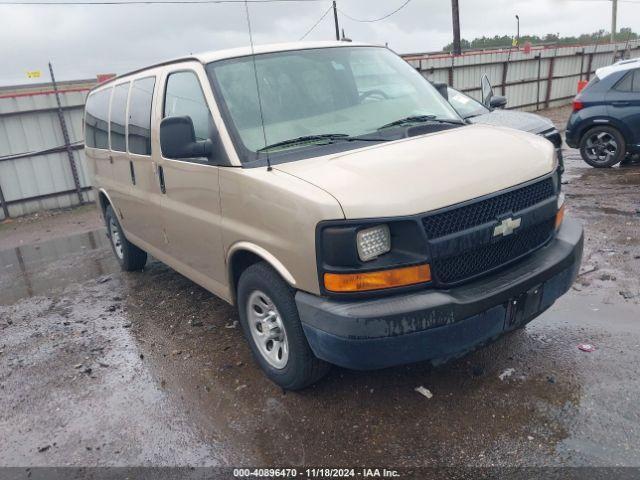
227, 242, 297, 305
577, 118, 633, 147
98, 188, 116, 211
97, 188, 117, 222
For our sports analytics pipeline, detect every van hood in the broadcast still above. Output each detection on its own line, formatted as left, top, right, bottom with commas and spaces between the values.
275, 124, 556, 219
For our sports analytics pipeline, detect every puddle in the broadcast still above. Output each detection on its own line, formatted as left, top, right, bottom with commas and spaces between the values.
0, 229, 117, 304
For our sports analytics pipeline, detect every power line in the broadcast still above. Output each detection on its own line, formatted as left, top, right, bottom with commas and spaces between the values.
299, 4, 332, 40
338, 0, 411, 23
0, 0, 322, 4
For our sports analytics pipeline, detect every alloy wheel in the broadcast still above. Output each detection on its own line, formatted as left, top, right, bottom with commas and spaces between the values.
584, 132, 618, 164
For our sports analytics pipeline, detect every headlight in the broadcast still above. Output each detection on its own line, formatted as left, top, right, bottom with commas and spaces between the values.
555, 192, 566, 230
356, 224, 391, 261
551, 149, 559, 172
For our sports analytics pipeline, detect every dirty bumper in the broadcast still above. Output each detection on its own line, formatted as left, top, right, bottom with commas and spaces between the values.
296, 219, 583, 370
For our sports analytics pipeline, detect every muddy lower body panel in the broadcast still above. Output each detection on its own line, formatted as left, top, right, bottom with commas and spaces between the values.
296, 219, 583, 370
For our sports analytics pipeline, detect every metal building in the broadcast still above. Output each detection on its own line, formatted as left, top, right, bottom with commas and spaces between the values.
0, 78, 96, 220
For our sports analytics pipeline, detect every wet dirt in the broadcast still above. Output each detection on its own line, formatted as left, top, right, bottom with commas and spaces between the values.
0, 148, 639, 468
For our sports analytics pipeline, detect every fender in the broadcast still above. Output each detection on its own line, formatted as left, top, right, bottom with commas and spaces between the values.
97, 187, 118, 218
226, 241, 297, 290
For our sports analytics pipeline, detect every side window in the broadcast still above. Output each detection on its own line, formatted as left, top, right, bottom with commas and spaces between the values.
85, 88, 112, 149
110, 82, 130, 152
164, 71, 212, 141
614, 71, 633, 92
632, 70, 640, 93
128, 77, 156, 156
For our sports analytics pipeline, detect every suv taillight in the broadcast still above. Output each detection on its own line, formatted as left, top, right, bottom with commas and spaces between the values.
572, 99, 584, 112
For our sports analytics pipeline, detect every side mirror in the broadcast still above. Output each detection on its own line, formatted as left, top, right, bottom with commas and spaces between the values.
481, 74, 494, 107
489, 95, 508, 109
160, 116, 213, 161
433, 82, 449, 101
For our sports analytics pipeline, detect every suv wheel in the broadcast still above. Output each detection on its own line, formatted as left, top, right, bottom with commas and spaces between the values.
105, 205, 147, 271
237, 262, 330, 390
579, 126, 626, 168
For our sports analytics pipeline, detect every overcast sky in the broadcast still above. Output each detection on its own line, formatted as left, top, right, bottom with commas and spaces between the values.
1, 0, 638, 86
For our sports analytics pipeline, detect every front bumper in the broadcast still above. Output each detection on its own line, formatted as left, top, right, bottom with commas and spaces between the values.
296, 218, 583, 370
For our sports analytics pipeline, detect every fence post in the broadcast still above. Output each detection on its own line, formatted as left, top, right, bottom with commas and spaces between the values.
48, 62, 84, 205
536, 54, 542, 111
586, 53, 594, 81
0, 181, 10, 220
448, 55, 454, 86
544, 55, 556, 109
501, 61, 509, 96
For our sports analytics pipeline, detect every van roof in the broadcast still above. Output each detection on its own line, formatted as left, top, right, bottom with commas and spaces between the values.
595, 57, 640, 80
91, 41, 373, 92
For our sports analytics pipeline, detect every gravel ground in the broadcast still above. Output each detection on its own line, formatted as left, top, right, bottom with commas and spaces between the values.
1, 109, 639, 471
0, 205, 103, 251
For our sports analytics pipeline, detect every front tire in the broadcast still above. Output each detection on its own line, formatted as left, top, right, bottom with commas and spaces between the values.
237, 262, 330, 390
105, 205, 147, 271
579, 126, 626, 168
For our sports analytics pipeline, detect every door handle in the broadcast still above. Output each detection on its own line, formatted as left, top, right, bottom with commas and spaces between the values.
129, 160, 136, 185
158, 165, 166, 194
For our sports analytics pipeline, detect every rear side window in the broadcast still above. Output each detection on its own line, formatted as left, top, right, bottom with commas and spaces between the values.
633, 70, 640, 92
586, 75, 600, 89
614, 71, 634, 92
85, 88, 112, 149
613, 69, 640, 92
128, 77, 156, 156
110, 83, 130, 152
164, 71, 212, 141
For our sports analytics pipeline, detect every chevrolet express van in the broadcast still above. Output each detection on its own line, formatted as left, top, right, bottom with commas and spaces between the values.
85, 42, 583, 390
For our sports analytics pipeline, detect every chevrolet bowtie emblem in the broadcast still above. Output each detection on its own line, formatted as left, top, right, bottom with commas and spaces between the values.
493, 217, 521, 237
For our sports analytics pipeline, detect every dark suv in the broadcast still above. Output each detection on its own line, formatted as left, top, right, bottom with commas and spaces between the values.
566, 58, 640, 168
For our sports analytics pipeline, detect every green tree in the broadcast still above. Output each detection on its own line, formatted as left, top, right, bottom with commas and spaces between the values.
442, 29, 638, 52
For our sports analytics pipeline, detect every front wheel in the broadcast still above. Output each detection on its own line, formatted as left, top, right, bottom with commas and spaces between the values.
579, 126, 626, 168
105, 205, 147, 271
237, 262, 330, 390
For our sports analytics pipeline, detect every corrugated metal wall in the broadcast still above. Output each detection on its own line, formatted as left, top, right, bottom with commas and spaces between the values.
0, 81, 95, 220
405, 40, 640, 111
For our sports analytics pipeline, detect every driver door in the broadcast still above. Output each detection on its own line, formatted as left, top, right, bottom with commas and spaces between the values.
157, 64, 227, 298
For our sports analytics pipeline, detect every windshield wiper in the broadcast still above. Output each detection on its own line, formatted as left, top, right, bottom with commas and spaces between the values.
378, 115, 465, 130
257, 134, 386, 153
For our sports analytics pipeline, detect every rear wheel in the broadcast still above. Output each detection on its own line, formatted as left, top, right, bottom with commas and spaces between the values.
105, 205, 147, 271
237, 262, 330, 390
579, 126, 626, 168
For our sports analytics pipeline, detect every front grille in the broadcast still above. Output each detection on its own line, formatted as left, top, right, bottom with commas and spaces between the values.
422, 178, 555, 239
432, 219, 555, 285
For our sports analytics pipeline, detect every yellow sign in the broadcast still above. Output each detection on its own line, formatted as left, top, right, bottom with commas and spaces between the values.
26, 70, 41, 79
512, 38, 519, 47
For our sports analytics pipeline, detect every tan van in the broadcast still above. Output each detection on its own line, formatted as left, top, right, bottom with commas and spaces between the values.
85, 42, 583, 389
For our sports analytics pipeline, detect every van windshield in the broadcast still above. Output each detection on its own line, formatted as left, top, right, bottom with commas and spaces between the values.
206, 46, 462, 165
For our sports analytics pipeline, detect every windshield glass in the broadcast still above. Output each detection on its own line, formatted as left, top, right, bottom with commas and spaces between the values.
206, 46, 462, 164
446, 87, 489, 119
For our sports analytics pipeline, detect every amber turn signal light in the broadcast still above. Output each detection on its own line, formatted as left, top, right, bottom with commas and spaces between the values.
555, 204, 565, 230
324, 264, 431, 293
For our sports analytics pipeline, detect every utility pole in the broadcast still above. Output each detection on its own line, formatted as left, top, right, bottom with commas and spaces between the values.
332, 1, 340, 41
451, 0, 462, 55
611, 0, 618, 43
515, 14, 520, 48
